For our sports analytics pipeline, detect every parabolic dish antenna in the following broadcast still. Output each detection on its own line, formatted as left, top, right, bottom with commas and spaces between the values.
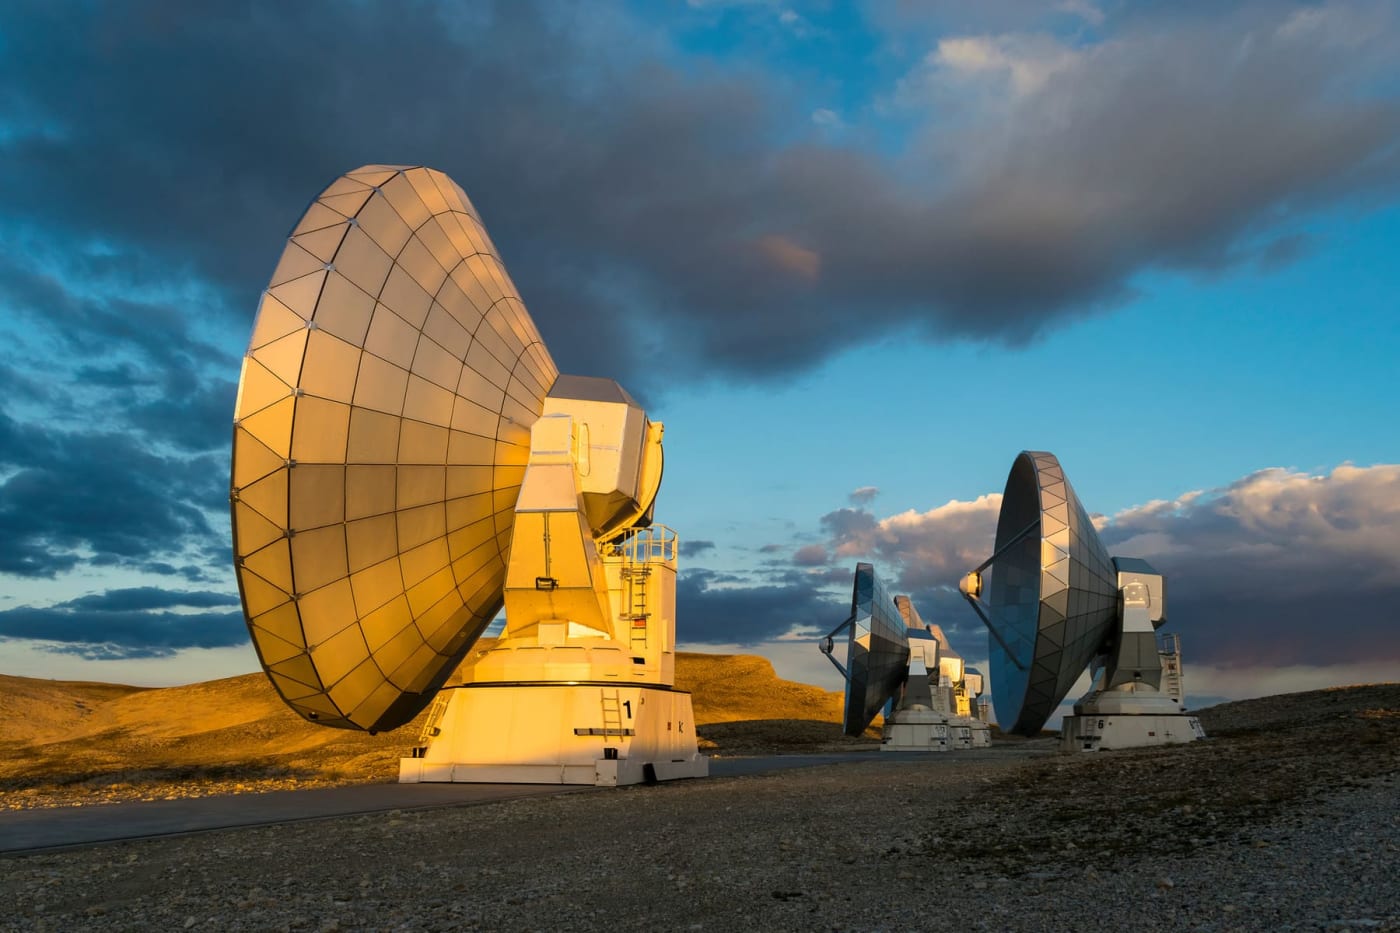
820, 564, 991, 749
231, 165, 558, 732
960, 451, 1206, 750
974, 451, 1119, 735
820, 562, 910, 736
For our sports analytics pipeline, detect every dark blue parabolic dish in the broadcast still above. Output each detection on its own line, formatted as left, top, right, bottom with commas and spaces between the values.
839, 562, 911, 736
987, 452, 1119, 736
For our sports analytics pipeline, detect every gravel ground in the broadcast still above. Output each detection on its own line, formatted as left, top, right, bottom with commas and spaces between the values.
1, 686, 1396, 932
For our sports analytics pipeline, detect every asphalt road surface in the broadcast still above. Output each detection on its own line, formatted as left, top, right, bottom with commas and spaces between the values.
0, 753, 859, 855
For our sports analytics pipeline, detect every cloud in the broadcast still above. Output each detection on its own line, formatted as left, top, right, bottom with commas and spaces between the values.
1055, 0, 1103, 28
0, 411, 225, 578
815, 463, 1400, 670
2, 1, 1396, 393
791, 544, 829, 566
1098, 463, 1400, 666
0, 587, 247, 659
680, 539, 716, 557
926, 33, 1081, 97
58, 587, 240, 612
676, 568, 846, 644
822, 495, 1000, 587
848, 486, 880, 506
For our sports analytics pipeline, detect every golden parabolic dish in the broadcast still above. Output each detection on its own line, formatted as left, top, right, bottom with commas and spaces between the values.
230, 165, 559, 731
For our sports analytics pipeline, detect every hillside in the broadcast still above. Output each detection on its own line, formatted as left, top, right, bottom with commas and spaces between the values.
0, 650, 853, 809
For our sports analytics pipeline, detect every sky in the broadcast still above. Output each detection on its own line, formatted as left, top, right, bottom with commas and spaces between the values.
1, 0, 1398, 719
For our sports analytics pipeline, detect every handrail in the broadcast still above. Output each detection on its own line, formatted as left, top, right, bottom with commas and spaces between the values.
601, 524, 678, 563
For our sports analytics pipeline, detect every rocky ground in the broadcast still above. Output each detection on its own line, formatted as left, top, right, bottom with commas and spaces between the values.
1, 683, 1397, 931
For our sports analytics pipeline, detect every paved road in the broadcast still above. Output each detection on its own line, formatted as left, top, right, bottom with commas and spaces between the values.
0, 746, 1047, 856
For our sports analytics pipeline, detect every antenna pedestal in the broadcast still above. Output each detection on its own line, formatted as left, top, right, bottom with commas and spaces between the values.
1061, 709, 1207, 752
881, 710, 991, 751
399, 387, 707, 785
882, 707, 952, 752
1061, 608, 1206, 752
398, 681, 707, 785
947, 716, 993, 749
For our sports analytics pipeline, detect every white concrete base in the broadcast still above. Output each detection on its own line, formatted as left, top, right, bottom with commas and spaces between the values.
946, 716, 992, 749
1061, 713, 1207, 752
398, 682, 708, 786
882, 708, 951, 752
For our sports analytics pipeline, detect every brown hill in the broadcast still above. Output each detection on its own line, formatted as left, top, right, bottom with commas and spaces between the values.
0, 650, 854, 810
679, 651, 844, 723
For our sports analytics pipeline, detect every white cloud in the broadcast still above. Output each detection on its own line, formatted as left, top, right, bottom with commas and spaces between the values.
0, 641, 259, 687
779, 8, 820, 38
823, 493, 1002, 588
817, 463, 1400, 671
848, 485, 879, 506
907, 32, 1083, 102
1056, 0, 1104, 28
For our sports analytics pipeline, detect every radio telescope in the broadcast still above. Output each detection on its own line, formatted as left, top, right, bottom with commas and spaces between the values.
230, 165, 706, 785
820, 563, 990, 751
959, 451, 1205, 751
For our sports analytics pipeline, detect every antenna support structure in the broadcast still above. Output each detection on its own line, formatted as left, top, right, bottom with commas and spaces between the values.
398, 378, 708, 785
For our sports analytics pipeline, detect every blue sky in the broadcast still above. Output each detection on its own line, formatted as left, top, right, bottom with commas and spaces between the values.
1, 1, 1398, 714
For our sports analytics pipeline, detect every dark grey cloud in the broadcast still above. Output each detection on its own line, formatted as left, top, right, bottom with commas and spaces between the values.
0, 587, 246, 659
820, 507, 881, 542
4, 1, 1396, 390
1097, 464, 1400, 666
58, 587, 239, 613
676, 568, 846, 645
0, 255, 240, 455
679, 539, 716, 558
0, 411, 224, 578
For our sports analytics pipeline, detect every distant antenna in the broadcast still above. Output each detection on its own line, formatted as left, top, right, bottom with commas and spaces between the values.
820, 563, 990, 751
960, 451, 1206, 751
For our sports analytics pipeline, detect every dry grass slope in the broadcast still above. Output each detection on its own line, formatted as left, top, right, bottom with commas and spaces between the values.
0, 650, 857, 809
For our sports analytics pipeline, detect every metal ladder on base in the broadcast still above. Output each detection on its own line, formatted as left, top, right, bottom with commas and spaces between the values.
413, 690, 453, 755
1159, 633, 1184, 704
622, 563, 650, 648
600, 689, 625, 738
